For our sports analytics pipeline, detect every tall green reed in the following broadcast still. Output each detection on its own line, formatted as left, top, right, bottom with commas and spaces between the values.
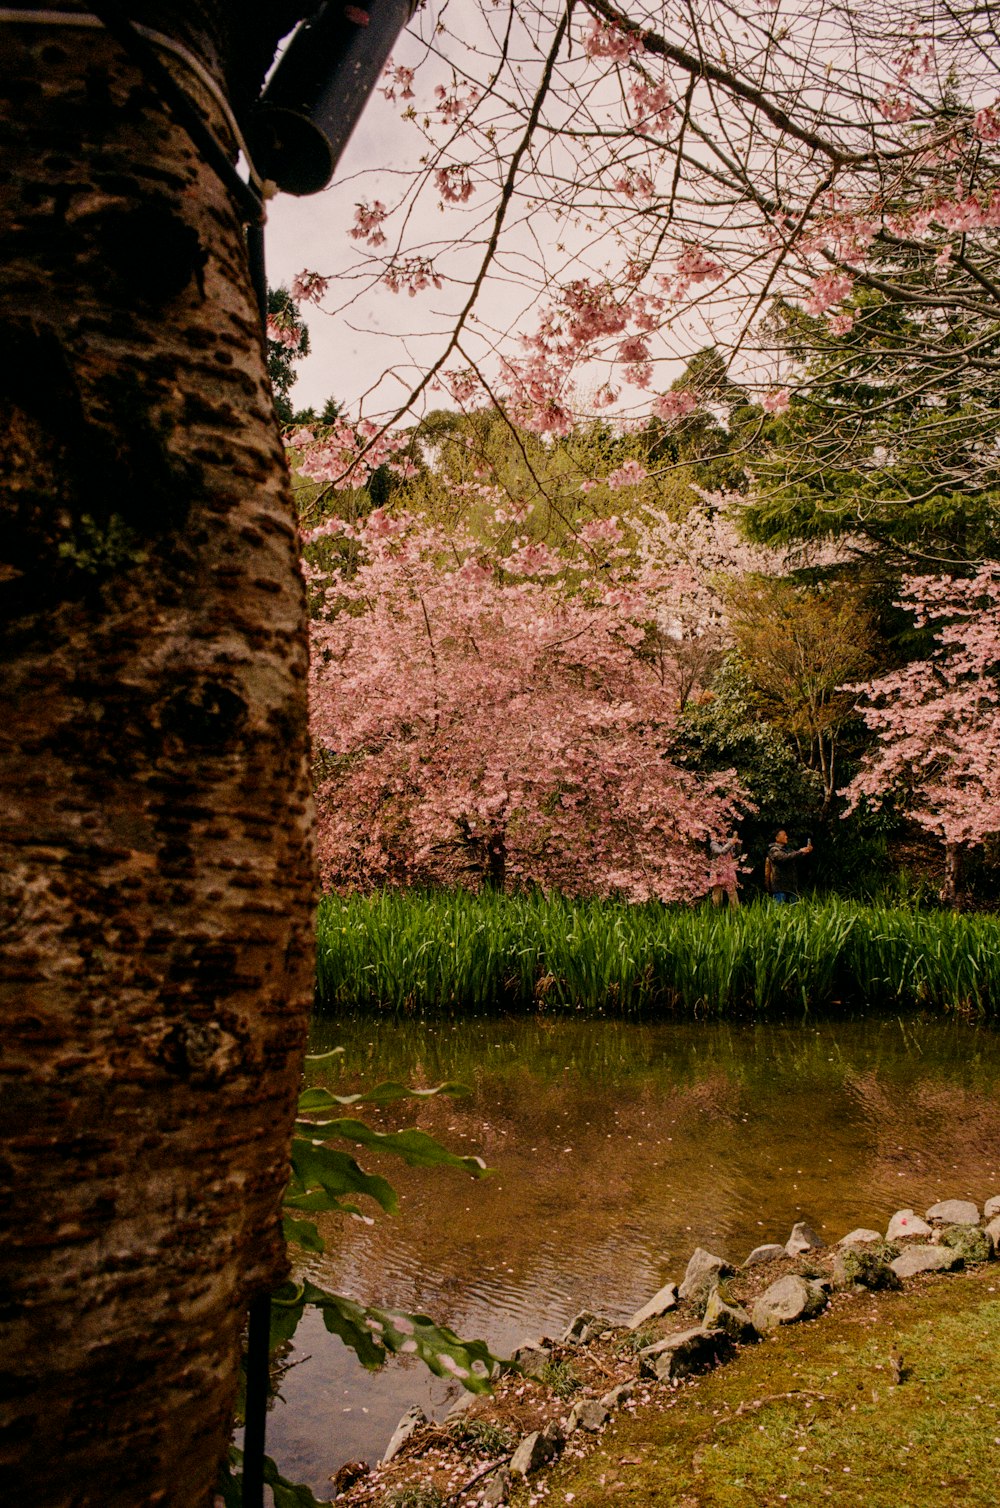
315, 891, 999, 1020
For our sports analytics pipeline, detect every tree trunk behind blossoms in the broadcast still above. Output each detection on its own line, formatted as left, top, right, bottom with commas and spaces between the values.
0, 7, 314, 1503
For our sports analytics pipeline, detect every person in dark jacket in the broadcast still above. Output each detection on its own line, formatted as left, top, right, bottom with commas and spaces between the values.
765, 830, 813, 902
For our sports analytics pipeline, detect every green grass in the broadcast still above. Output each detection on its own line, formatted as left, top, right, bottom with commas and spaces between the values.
315, 891, 1000, 1019
530, 1268, 1000, 1507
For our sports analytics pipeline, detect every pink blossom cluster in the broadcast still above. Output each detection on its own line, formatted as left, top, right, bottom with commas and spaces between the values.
294, 420, 416, 494
761, 388, 790, 414
651, 390, 698, 422
974, 104, 1000, 142
266, 311, 301, 350
290, 270, 331, 304
309, 509, 744, 899
844, 568, 1000, 848
500, 353, 574, 437
383, 257, 443, 296
380, 62, 414, 101
434, 84, 481, 125
581, 18, 642, 60
606, 461, 648, 490
348, 200, 388, 246
435, 165, 475, 203
629, 78, 675, 135
612, 167, 655, 201
803, 272, 854, 315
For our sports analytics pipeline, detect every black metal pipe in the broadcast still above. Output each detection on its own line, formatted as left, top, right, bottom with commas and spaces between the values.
247, 222, 268, 336
247, 0, 419, 196
241, 1292, 272, 1508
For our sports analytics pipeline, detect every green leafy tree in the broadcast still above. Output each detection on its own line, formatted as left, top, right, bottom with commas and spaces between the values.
746, 292, 1000, 567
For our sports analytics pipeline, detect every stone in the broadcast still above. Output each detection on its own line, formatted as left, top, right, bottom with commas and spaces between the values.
628, 1282, 679, 1328
984, 1194, 1000, 1220
785, 1221, 826, 1257
890, 1244, 964, 1279
838, 1228, 884, 1248
638, 1326, 734, 1381
986, 1216, 1000, 1248
512, 1342, 551, 1379
600, 1381, 636, 1410
940, 1223, 994, 1264
926, 1198, 980, 1226
446, 1390, 477, 1418
743, 1243, 787, 1267
833, 1246, 901, 1292
752, 1275, 828, 1331
886, 1209, 933, 1241
702, 1287, 758, 1343
562, 1311, 614, 1345
481, 1466, 513, 1506
678, 1247, 734, 1304
382, 1404, 428, 1464
566, 1398, 610, 1433
509, 1421, 563, 1477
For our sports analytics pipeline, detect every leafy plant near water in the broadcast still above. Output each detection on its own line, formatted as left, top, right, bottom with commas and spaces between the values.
220, 1060, 498, 1506
316, 892, 1000, 1019
539, 1359, 582, 1398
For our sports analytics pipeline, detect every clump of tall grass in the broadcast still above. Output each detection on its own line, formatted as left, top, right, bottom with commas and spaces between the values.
314, 891, 999, 1020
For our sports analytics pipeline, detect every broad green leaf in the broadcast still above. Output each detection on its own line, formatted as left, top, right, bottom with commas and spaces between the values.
287, 1139, 398, 1214
221, 1448, 333, 1508
264, 1455, 334, 1508
281, 1188, 364, 1216
317, 1119, 490, 1177
282, 1215, 325, 1253
296, 1281, 498, 1388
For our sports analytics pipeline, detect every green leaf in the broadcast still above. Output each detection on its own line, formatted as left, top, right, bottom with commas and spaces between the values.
264, 1455, 334, 1508
282, 1214, 325, 1253
317, 1119, 491, 1177
296, 1080, 470, 1115
221, 1447, 333, 1508
295, 1281, 498, 1387
287, 1139, 398, 1214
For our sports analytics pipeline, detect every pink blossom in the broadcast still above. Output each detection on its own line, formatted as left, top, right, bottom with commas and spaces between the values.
290, 270, 330, 304
617, 336, 652, 388
761, 388, 790, 414
348, 200, 388, 246
435, 165, 475, 203
804, 272, 853, 315
381, 62, 414, 101
383, 257, 443, 296
606, 461, 648, 489
826, 313, 855, 336
878, 92, 915, 123
651, 390, 698, 422
582, 18, 641, 60
974, 104, 1000, 142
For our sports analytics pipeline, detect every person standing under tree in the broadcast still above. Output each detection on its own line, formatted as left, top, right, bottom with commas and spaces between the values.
765, 830, 814, 903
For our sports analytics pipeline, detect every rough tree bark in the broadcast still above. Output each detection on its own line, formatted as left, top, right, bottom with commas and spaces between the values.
0, 6, 315, 1503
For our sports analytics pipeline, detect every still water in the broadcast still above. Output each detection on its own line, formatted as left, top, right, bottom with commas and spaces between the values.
268, 1014, 1000, 1494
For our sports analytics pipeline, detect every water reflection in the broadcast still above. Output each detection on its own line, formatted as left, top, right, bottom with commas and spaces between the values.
269, 1015, 1000, 1493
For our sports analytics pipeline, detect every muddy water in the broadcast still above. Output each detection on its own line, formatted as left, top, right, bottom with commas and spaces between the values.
268, 1015, 1000, 1494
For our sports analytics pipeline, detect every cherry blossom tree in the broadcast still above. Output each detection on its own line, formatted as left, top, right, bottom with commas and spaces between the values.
284, 0, 1000, 485
308, 508, 744, 901
844, 568, 1000, 903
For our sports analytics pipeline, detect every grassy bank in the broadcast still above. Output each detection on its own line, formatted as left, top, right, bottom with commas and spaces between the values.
315, 892, 1000, 1019
534, 1267, 1000, 1508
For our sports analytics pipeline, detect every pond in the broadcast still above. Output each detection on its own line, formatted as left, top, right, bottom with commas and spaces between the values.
268, 1014, 1000, 1495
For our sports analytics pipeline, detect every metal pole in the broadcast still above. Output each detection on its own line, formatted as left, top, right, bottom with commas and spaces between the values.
241, 1292, 272, 1508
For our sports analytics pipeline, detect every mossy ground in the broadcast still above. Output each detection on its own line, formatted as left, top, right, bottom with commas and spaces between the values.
528, 1266, 1000, 1508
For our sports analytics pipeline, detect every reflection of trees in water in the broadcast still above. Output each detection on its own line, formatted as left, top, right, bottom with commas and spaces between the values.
302, 1017, 1000, 1333
846, 1071, 1000, 1195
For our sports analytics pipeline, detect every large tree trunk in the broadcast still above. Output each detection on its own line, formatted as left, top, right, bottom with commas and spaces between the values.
0, 10, 314, 1503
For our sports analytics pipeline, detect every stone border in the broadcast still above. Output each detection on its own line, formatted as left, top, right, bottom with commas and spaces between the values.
333, 1194, 1000, 1505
